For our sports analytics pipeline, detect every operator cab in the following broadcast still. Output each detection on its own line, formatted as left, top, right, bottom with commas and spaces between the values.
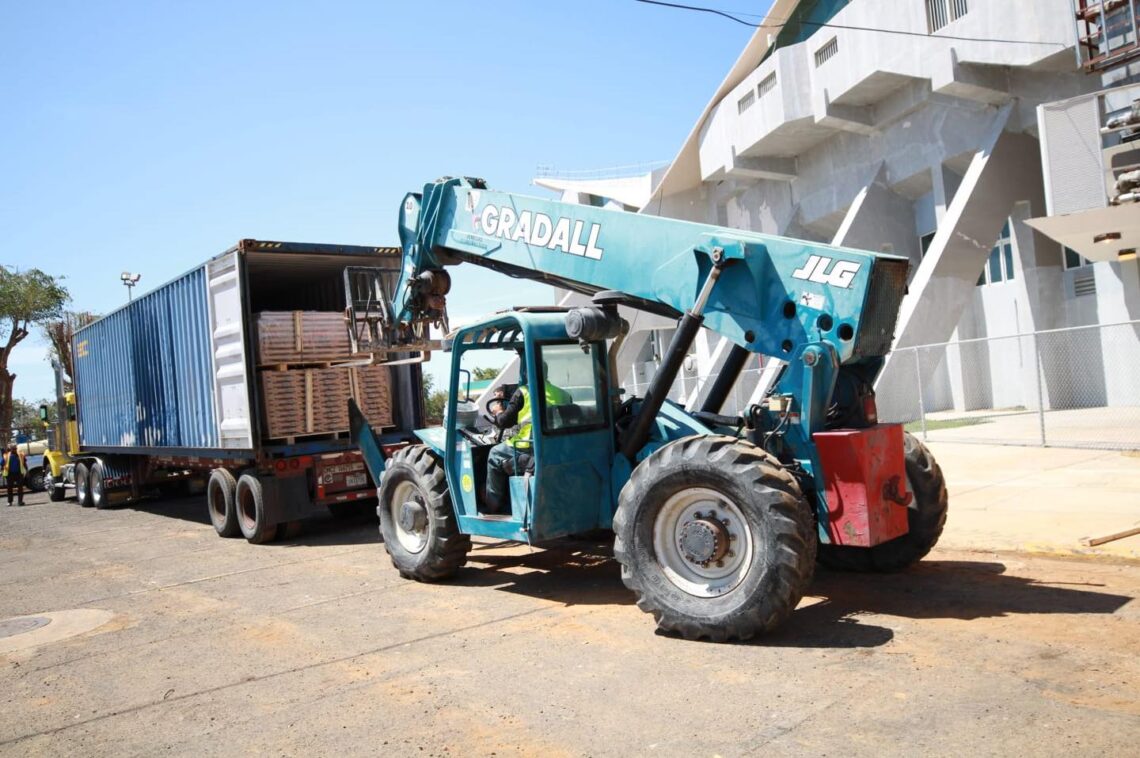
441, 310, 614, 542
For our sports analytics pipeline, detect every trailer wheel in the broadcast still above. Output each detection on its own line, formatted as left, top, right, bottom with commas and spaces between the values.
90, 462, 109, 509
377, 445, 470, 581
817, 432, 948, 572
45, 472, 66, 502
25, 468, 45, 493
75, 462, 93, 508
207, 469, 240, 538
236, 473, 277, 545
613, 435, 816, 642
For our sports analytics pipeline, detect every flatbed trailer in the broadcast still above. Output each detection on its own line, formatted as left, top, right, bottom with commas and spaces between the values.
45, 239, 424, 542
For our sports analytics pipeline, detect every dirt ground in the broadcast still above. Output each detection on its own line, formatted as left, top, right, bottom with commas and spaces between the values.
1, 489, 1138, 757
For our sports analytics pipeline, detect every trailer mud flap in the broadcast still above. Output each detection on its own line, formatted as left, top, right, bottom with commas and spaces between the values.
349, 399, 388, 488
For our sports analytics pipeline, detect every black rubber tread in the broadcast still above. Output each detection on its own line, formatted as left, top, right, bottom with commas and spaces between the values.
207, 468, 241, 538
75, 462, 92, 507
90, 461, 109, 509
25, 469, 45, 493
613, 435, 817, 642
377, 445, 470, 582
817, 431, 949, 572
236, 473, 278, 545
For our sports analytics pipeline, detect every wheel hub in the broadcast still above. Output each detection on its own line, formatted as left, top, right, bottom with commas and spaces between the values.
399, 501, 427, 533
678, 514, 731, 566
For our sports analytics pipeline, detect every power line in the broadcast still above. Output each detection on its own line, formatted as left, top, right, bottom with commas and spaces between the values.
634, 0, 1069, 47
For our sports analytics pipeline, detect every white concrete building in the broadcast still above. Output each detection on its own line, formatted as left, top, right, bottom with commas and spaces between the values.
539, 0, 1140, 435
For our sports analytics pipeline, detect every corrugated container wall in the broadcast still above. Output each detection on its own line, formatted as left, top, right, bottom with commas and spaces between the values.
74, 266, 219, 450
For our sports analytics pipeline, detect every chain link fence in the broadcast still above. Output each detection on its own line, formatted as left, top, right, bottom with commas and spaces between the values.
621, 321, 1140, 451
877, 321, 1140, 451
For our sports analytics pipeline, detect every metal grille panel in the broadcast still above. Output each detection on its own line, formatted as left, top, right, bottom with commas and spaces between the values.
854, 259, 908, 358
1040, 97, 1107, 214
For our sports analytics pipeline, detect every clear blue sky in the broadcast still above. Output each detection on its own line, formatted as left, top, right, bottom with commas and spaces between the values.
1, 1, 760, 401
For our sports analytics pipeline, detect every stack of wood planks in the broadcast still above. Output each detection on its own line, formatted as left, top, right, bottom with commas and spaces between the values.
256, 311, 394, 442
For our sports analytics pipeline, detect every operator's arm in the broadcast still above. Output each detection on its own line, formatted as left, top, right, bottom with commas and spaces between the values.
489, 388, 525, 429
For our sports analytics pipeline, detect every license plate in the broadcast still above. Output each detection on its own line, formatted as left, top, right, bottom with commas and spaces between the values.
345, 473, 368, 488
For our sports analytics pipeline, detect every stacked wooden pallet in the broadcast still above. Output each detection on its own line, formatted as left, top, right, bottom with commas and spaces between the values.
256, 311, 354, 365
256, 311, 393, 442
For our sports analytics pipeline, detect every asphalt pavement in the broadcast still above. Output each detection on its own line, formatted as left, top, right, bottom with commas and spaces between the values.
0, 466, 1138, 756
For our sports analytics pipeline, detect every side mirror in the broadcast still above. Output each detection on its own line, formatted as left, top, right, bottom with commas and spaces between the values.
38, 405, 49, 421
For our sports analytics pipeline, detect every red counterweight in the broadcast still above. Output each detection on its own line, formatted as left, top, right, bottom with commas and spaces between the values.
813, 424, 912, 547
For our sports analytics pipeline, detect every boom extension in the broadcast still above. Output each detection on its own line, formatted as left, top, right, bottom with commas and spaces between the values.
389, 177, 907, 376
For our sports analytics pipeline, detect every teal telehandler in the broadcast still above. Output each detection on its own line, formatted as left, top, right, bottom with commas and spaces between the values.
349, 177, 947, 640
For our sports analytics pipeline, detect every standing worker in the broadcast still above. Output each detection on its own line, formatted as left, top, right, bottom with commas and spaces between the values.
3, 444, 27, 506
484, 361, 571, 513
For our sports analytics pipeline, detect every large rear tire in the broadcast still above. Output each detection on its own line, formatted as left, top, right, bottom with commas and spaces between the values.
377, 446, 470, 581
236, 473, 278, 545
817, 431, 948, 572
207, 469, 241, 538
75, 462, 93, 508
90, 461, 109, 509
613, 435, 817, 642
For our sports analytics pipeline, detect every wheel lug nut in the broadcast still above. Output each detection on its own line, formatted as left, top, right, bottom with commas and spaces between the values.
716, 560, 725, 568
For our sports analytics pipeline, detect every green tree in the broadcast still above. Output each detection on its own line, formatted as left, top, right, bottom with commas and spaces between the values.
0, 267, 69, 439
421, 374, 448, 425
10, 397, 55, 440
43, 310, 99, 389
472, 366, 501, 381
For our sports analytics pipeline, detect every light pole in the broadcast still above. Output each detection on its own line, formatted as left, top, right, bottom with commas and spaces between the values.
120, 272, 141, 302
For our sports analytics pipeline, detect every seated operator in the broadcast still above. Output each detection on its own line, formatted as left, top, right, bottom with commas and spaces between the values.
484, 361, 571, 514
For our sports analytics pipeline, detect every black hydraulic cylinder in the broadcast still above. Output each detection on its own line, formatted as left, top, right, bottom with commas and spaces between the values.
698, 343, 751, 415
620, 311, 704, 462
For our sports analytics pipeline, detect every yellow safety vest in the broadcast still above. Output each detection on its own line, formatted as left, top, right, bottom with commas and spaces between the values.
2, 452, 26, 477
508, 383, 573, 449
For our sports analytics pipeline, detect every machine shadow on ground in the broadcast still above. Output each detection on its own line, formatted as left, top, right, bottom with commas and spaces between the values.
445, 539, 1135, 648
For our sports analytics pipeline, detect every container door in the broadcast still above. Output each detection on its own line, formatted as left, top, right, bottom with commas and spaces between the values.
207, 252, 253, 449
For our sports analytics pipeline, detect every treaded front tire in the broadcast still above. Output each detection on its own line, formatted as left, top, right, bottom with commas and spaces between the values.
817, 431, 949, 572
378, 445, 470, 581
613, 435, 816, 642
46, 472, 66, 502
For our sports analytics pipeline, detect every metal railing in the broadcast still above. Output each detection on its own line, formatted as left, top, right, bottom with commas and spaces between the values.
877, 321, 1140, 450
620, 321, 1140, 451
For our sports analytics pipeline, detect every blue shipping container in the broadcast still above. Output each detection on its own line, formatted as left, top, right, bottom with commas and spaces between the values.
74, 266, 220, 451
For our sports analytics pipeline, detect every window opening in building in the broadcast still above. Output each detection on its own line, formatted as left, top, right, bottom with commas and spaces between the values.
757, 72, 777, 99
919, 231, 936, 258
978, 220, 1014, 285
738, 89, 755, 114
1063, 246, 1090, 270
814, 37, 838, 67
1101, 0, 1139, 55
926, 0, 968, 33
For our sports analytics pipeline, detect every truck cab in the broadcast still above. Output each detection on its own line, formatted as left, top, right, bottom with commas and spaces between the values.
409, 310, 617, 544
40, 391, 79, 501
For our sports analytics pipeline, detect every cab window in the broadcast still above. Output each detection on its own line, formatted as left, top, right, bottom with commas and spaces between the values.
536, 343, 607, 433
